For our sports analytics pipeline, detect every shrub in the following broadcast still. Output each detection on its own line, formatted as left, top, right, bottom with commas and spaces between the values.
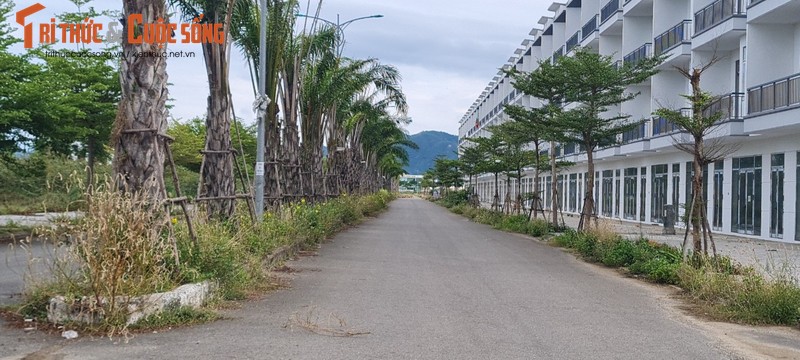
527, 219, 550, 237
474, 209, 503, 226
497, 215, 530, 233
437, 190, 470, 208
598, 238, 637, 267
450, 204, 467, 215
551, 230, 579, 248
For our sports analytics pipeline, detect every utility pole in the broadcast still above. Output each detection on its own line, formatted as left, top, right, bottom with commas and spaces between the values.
253, 0, 269, 220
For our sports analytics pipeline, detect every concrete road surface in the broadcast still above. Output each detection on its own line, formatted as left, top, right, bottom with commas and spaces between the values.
3, 198, 792, 359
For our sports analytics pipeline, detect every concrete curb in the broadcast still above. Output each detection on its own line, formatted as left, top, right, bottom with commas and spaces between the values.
47, 281, 215, 326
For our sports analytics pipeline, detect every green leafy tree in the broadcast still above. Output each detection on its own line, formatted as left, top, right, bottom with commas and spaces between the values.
556, 49, 661, 230
168, 118, 257, 174
507, 59, 569, 224
488, 122, 536, 214
458, 145, 484, 196
503, 103, 553, 218
468, 136, 508, 211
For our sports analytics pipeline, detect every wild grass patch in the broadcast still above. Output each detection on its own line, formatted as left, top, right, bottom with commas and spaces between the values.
14, 184, 395, 335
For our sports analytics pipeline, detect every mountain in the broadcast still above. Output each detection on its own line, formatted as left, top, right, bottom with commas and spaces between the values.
404, 131, 458, 175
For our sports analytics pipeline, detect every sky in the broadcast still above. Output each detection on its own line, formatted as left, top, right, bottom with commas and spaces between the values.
10, 0, 554, 135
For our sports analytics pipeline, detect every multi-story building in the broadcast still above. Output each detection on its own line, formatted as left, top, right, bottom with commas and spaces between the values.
458, 0, 800, 243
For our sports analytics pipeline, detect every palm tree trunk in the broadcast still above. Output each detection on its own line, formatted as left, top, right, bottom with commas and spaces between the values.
201, 40, 236, 219
113, 0, 169, 201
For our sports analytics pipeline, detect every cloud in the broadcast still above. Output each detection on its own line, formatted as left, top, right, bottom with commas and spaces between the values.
10, 0, 556, 137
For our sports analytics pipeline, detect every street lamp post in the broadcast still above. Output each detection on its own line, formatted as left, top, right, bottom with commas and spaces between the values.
295, 13, 383, 56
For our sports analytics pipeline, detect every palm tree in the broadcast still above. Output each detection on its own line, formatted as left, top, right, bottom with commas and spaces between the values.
230, 0, 298, 208
170, 0, 241, 219
360, 116, 417, 192
113, 0, 170, 201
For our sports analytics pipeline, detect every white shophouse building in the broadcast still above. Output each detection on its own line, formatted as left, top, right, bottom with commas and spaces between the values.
458, 0, 800, 242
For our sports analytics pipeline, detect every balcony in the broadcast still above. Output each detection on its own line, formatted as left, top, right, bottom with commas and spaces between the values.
553, 45, 565, 63
582, 15, 599, 41
695, 0, 745, 35
566, 30, 581, 53
703, 92, 744, 121
654, 20, 691, 56
623, 43, 651, 66
600, 0, 621, 25
621, 121, 648, 143
652, 113, 683, 136
747, 73, 800, 116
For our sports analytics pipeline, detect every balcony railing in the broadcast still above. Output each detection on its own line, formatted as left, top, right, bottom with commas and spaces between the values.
621, 121, 648, 144
652, 108, 691, 136
623, 43, 651, 66
566, 30, 581, 53
654, 20, 691, 56
703, 92, 744, 121
553, 45, 565, 63
582, 15, 599, 41
601, 0, 621, 24
748, 73, 800, 115
695, 0, 744, 35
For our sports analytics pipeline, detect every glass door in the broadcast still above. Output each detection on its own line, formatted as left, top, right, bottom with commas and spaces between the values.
651, 165, 668, 223
770, 154, 784, 238
713, 161, 723, 230
732, 156, 762, 235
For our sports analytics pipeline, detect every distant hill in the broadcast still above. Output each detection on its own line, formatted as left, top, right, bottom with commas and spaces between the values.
404, 131, 458, 175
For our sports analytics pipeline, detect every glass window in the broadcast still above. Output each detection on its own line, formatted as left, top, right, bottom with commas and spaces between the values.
651, 165, 668, 223
615, 169, 621, 217
770, 154, 784, 238
713, 161, 724, 230
602, 170, 614, 217
624, 168, 637, 220
672, 163, 681, 223
640, 167, 647, 222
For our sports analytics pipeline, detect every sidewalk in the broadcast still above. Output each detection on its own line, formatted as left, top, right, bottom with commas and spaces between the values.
546, 211, 800, 281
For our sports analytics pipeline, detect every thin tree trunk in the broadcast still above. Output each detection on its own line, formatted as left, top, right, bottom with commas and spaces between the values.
579, 146, 596, 231
692, 146, 704, 253
550, 140, 558, 226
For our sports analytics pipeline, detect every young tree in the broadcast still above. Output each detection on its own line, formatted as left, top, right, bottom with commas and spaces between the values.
654, 58, 737, 259
458, 145, 484, 201
507, 60, 568, 225
488, 122, 536, 214
496, 105, 551, 217
556, 49, 661, 230
468, 136, 507, 211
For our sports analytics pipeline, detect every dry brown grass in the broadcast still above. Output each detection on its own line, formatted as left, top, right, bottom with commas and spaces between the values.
285, 305, 370, 337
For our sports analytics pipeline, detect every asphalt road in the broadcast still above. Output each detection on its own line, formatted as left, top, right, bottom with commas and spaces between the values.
2, 198, 741, 359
